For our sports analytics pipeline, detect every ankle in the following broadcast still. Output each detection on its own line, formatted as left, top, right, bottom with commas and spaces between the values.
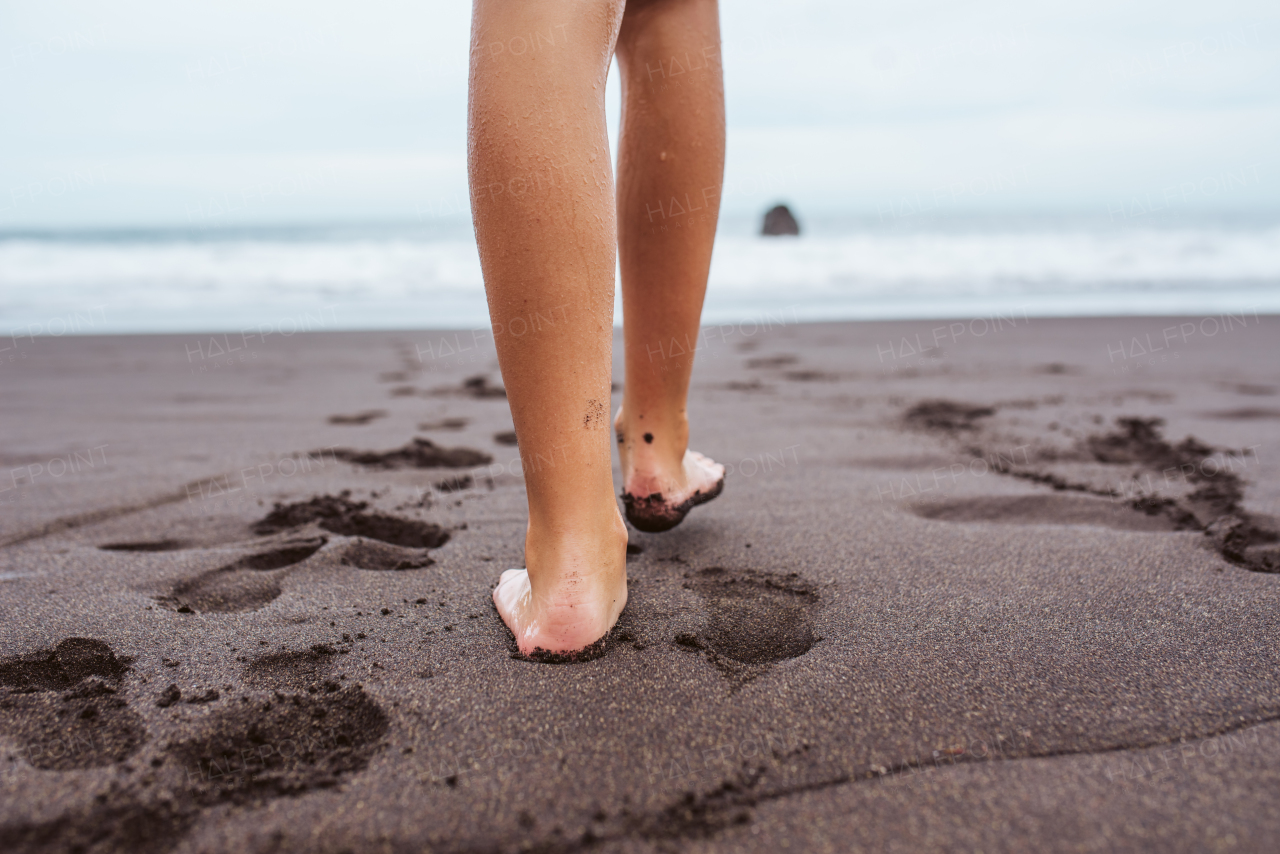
524, 508, 628, 589
616, 405, 689, 472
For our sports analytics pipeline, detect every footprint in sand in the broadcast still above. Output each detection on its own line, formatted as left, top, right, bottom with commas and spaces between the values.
676, 568, 820, 685
242, 644, 345, 692
164, 646, 387, 804
0, 642, 389, 853
99, 539, 189, 552
911, 494, 1182, 532
327, 409, 387, 425
331, 437, 492, 469
0, 640, 199, 851
134, 492, 452, 613
783, 369, 838, 382
153, 536, 328, 614
0, 638, 145, 770
1204, 407, 1280, 421
253, 493, 450, 548
338, 538, 435, 571
902, 401, 1280, 572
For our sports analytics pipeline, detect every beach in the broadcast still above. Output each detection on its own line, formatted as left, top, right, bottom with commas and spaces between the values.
1, 314, 1278, 852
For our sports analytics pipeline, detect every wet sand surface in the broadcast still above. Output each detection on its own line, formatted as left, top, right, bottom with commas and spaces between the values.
1, 316, 1278, 852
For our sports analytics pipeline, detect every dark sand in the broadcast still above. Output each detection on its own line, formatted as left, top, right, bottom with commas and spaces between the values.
1, 315, 1278, 852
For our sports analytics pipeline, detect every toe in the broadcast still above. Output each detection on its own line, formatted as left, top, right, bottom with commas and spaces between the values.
687, 450, 725, 480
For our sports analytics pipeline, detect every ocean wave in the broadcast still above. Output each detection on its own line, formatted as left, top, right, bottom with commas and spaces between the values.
1, 222, 1277, 332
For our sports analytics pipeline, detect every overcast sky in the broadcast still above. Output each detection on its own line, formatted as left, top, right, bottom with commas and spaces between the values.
1, 0, 1277, 228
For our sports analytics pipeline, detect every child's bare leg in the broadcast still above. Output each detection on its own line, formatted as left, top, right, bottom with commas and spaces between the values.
614, 0, 727, 532
469, 0, 629, 655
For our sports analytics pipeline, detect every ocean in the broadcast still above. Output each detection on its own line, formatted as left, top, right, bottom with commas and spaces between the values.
1, 212, 1277, 337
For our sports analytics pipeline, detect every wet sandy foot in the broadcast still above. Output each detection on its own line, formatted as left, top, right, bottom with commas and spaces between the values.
492, 567, 628, 661
622, 450, 726, 533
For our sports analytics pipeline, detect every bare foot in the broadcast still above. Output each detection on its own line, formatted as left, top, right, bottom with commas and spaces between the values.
492, 519, 628, 658
615, 408, 726, 533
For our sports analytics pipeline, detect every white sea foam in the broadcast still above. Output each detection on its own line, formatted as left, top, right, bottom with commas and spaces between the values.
0, 218, 1276, 334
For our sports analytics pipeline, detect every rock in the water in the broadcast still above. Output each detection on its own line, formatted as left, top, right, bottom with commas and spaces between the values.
761, 204, 800, 236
